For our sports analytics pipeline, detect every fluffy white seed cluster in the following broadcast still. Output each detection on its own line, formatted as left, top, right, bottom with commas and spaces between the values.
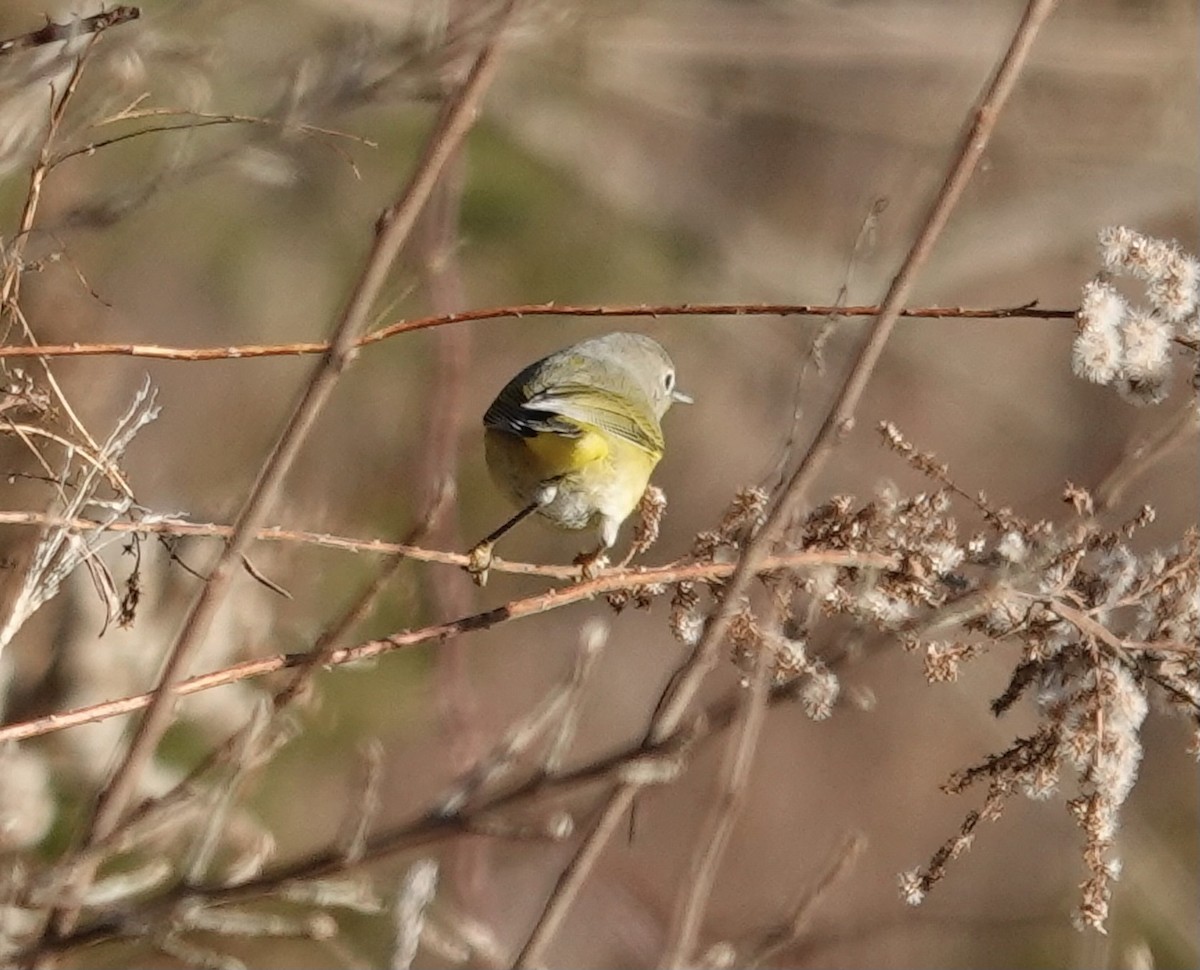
1072, 228, 1199, 403
1073, 279, 1127, 384
1099, 226, 1200, 324
800, 667, 840, 721
1053, 662, 1148, 827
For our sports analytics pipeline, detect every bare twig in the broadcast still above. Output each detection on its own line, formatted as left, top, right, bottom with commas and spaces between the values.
24, 654, 860, 967
512, 784, 642, 967
0, 510, 467, 568
512, 1, 1061, 962
0, 302, 1078, 361
769, 197, 889, 490
4, 303, 134, 499
739, 832, 867, 968
50, 112, 375, 173
436, 619, 608, 815
1, 30, 100, 311
414, 134, 492, 919
0, 30, 138, 508
271, 467, 456, 713
1093, 400, 1200, 513
658, 638, 775, 967
49, 486, 460, 897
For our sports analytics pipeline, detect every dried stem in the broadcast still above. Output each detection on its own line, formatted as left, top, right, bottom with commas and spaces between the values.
1, 30, 100, 311
32, 0, 523, 952
1093, 400, 1200, 513
0, 31, 125, 484
658, 639, 775, 967
0, 548, 889, 746
49, 111, 374, 170
740, 832, 868, 967
415, 113, 492, 919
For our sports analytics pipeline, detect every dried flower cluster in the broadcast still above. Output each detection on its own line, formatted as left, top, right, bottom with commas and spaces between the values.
1073, 227, 1200, 404
663, 485, 843, 719
620, 411, 1196, 936
873, 437, 1199, 931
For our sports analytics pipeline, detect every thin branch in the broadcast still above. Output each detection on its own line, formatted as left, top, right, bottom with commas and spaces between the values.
0, 28, 137, 503
55, 489, 459, 889
512, 785, 642, 967
35, 642, 850, 966
435, 620, 608, 815
512, 0, 1061, 963
33, 0, 524, 951
3, 305, 135, 501
415, 136, 494, 921
658, 640, 774, 967
0, 548, 891, 746
96, 107, 375, 145
69, 488, 461, 898
1093, 400, 1200, 513
281, 494, 455, 700
739, 832, 868, 968
0, 426, 127, 495
0, 511, 466, 567
1, 32, 100, 312
654, 0, 1064, 789
0, 302, 1078, 361
50, 113, 375, 174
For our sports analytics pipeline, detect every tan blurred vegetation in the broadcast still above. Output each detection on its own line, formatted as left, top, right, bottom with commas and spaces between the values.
0, 0, 1196, 967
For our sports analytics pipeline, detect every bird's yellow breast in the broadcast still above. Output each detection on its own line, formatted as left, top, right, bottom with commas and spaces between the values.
523, 423, 610, 474
485, 423, 658, 533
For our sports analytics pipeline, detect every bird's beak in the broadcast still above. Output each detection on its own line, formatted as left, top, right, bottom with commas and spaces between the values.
672, 389, 694, 405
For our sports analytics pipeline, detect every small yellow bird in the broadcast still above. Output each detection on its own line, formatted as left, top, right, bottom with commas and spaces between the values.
468, 332, 690, 581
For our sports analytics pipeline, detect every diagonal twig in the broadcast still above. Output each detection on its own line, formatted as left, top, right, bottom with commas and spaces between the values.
658, 622, 776, 967
512, 1, 1063, 964
0, 548, 893, 746
30, 0, 524, 953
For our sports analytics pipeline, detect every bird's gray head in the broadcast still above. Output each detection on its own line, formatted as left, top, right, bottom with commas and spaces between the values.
575, 332, 692, 418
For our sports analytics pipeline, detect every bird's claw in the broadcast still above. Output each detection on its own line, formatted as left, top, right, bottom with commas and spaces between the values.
573, 549, 610, 580
466, 541, 495, 587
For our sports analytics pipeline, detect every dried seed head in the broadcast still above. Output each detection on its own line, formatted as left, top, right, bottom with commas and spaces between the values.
1073, 279, 1126, 384
1119, 308, 1172, 383
897, 869, 926, 906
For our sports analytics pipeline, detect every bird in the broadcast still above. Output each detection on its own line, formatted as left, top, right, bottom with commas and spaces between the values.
467, 332, 690, 583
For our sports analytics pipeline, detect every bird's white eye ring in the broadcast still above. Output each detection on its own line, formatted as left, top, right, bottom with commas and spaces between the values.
664, 371, 675, 392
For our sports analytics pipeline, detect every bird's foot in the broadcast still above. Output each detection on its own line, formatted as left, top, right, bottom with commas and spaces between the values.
573, 548, 610, 580
465, 541, 495, 587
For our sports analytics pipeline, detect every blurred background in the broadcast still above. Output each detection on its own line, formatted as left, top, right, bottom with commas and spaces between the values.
0, 0, 1195, 967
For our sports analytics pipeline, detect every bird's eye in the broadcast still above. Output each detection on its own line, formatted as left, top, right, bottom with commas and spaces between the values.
663, 371, 675, 392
